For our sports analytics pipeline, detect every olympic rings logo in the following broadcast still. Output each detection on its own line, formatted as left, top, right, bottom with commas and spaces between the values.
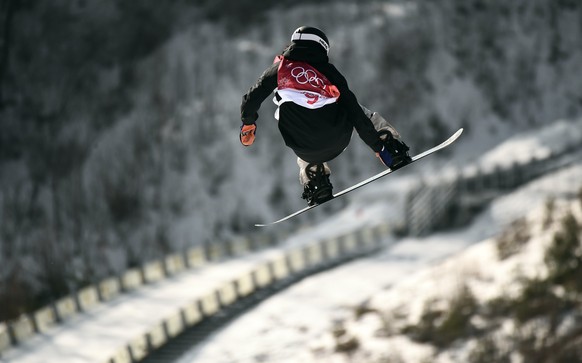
290, 67, 326, 88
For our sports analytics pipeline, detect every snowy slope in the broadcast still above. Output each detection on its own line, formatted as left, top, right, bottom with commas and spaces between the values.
0, 251, 284, 363
2, 117, 580, 363
309, 174, 582, 363
3, 0, 582, 350
176, 121, 582, 363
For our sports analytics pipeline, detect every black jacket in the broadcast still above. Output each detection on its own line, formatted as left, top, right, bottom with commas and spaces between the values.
241, 42, 383, 163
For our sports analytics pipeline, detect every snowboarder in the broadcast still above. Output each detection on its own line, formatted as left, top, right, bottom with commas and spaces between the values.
240, 26, 412, 206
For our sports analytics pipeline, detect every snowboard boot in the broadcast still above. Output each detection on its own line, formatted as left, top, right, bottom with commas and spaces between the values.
378, 130, 412, 170
301, 163, 333, 206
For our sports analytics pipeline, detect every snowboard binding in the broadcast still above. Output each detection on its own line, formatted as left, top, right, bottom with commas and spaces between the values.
378, 130, 412, 170
302, 163, 334, 206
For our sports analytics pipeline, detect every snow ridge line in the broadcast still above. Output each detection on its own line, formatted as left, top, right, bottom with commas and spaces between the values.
104, 224, 392, 363
0, 232, 286, 356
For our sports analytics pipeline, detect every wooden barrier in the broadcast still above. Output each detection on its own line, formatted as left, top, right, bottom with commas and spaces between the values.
164, 254, 186, 275
286, 249, 305, 272
375, 223, 391, 239
341, 234, 358, 254
218, 282, 237, 307
230, 237, 251, 256
204, 241, 225, 261
110, 226, 387, 362
127, 334, 148, 362
33, 306, 56, 333
0, 323, 11, 352
199, 293, 219, 316
405, 144, 582, 235
253, 264, 272, 288
121, 269, 143, 291
181, 302, 203, 326
99, 277, 121, 302
323, 238, 340, 260
357, 228, 374, 250
305, 242, 323, 266
10, 315, 34, 344
186, 246, 206, 268
108, 345, 131, 363
270, 255, 290, 280
164, 312, 184, 339
97, 221, 400, 363
235, 273, 255, 297
77, 286, 100, 311
0, 224, 392, 359
0, 233, 286, 355
143, 261, 165, 283
147, 323, 166, 350
55, 296, 77, 322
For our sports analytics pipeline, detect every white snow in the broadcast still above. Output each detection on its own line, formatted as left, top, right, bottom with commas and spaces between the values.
3, 2, 582, 362
478, 118, 582, 169
0, 252, 281, 363
4, 1, 582, 317
176, 123, 582, 363
2, 116, 581, 363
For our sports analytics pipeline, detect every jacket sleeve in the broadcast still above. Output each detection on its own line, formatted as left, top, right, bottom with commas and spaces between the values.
240, 62, 279, 125
324, 64, 384, 153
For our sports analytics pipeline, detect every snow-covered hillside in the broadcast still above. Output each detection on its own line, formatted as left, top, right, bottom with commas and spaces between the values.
2, 110, 581, 363
307, 184, 582, 363
178, 121, 582, 363
1, 0, 582, 322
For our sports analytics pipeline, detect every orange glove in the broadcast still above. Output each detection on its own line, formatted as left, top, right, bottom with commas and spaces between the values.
240, 124, 256, 146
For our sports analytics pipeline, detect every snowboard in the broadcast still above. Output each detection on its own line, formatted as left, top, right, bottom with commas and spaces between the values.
255, 128, 463, 227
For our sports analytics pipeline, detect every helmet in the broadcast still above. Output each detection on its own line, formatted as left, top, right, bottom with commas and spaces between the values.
290, 26, 330, 54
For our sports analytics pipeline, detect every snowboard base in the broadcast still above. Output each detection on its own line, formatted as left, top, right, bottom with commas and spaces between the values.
255, 128, 463, 227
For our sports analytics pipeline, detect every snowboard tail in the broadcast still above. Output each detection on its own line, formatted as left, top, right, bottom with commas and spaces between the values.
255, 128, 464, 227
